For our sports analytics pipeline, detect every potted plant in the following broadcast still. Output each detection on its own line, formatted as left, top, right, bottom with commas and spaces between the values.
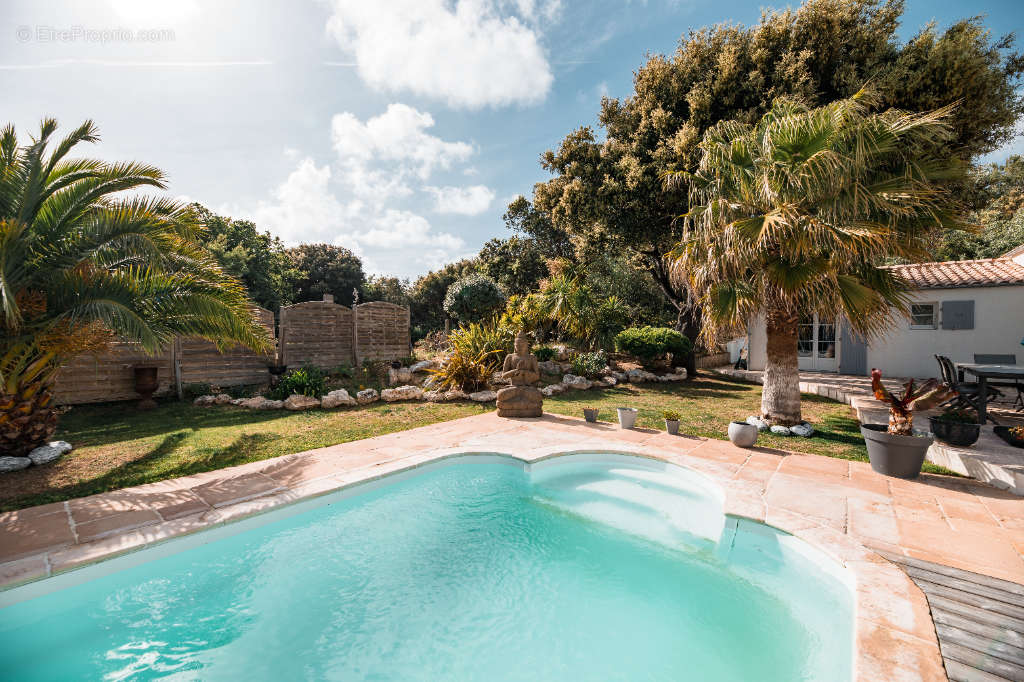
928, 407, 980, 447
728, 421, 758, 447
663, 410, 681, 435
994, 425, 1024, 449
583, 407, 599, 423
617, 407, 638, 429
861, 369, 954, 478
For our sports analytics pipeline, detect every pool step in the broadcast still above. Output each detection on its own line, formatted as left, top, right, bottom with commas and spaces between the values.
530, 465, 725, 549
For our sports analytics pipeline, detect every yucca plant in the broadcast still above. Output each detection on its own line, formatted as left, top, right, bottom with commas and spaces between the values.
870, 369, 954, 435
666, 88, 967, 425
0, 119, 271, 455
448, 321, 512, 373
426, 348, 501, 392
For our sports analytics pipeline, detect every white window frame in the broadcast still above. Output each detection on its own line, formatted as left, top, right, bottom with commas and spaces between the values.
909, 302, 938, 330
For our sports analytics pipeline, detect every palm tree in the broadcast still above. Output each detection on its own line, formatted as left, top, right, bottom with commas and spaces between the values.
0, 119, 271, 455
666, 89, 965, 425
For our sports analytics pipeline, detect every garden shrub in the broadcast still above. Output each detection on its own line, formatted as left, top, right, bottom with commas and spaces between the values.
182, 383, 212, 401
533, 345, 557, 362
426, 347, 499, 392
613, 327, 692, 364
571, 350, 608, 378
267, 364, 328, 400
449, 322, 512, 372
443, 273, 507, 323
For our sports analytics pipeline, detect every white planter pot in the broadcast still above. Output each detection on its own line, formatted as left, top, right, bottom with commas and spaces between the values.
728, 421, 758, 448
617, 407, 638, 429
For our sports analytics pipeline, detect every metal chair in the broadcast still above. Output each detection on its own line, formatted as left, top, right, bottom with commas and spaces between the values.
935, 355, 1003, 417
974, 354, 1023, 411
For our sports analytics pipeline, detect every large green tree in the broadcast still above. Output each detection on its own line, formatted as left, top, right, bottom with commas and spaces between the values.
935, 155, 1024, 260
185, 204, 299, 312
531, 0, 1022, 371
477, 236, 547, 297
0, 120, 270, 455
408, 259, 479, 331
670, 91, 965, 425
287, 243, 365, 305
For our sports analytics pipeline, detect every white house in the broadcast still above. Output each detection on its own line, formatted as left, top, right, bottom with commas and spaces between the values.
746, 245, 1024, 379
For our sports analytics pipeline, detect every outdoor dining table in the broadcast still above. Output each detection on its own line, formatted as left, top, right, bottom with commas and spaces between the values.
957, 363, 1024, 424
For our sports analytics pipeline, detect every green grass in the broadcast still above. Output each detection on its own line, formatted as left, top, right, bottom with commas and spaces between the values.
0, 372, 955, 511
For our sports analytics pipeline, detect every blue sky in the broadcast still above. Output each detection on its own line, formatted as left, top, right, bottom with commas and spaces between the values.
2, 0, 1022, 278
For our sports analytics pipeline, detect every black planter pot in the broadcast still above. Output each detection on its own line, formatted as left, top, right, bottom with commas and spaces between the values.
928, 417, 980, 447
994, 426, 1024, 449
859, 423, 933, 479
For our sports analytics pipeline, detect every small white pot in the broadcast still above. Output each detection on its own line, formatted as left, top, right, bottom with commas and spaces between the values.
617, 407, 638, 429
728, 421, 758, 448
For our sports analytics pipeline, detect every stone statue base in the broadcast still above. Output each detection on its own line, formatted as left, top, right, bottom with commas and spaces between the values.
496, 385, 543, 418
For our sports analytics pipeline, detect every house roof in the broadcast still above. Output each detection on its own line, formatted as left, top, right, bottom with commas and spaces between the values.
886, 255, 1024, 290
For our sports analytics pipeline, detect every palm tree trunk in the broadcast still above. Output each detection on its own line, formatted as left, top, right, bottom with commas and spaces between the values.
0, 376, 58, 457
761, 309, 802, 426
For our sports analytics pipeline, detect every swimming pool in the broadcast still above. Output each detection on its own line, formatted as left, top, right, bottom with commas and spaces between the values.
0, 453, 854, 681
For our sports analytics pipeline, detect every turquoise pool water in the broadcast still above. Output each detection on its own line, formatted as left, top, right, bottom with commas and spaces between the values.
0, 455, 853, 681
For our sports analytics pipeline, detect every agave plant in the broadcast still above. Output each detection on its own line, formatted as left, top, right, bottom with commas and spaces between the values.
0, 119, 271, 455
870, 369, 955, 436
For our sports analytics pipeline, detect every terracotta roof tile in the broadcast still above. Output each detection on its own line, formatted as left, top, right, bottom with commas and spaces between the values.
885, 257, 1024, 289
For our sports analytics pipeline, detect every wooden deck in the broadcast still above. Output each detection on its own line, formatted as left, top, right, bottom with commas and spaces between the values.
878, 551, 1024, 681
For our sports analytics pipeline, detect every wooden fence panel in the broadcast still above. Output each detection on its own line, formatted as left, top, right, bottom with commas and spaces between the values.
278, 300, 354, 369
53, 342, 174, 405
355, 301, 410, 362
177, 307, 276, 388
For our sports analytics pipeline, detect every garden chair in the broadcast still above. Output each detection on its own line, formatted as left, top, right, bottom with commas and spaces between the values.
974, 354, 1024, 411
935, 355, 1003, 416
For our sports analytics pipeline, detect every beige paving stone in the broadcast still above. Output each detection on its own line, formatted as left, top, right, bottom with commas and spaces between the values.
855, 618, 946, 682
0, 555, 48, 587
191, 472, 282, 508
892, 497, 947, 524
848, 498, 901, 547
764, 473, 850, 529
847, 559, 937, 642
0, 507, 74, 561
74, 509, 162, 543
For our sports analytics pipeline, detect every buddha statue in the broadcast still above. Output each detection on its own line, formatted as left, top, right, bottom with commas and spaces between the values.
496, 332, 543, 418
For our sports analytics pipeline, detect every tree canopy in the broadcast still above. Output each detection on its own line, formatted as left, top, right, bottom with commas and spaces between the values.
287, 243, 365, 306
529, 0, 1023, 333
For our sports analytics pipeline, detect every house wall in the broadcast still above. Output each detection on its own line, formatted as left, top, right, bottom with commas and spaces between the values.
866, 285, 1024, 379
745, 285, 1024, 378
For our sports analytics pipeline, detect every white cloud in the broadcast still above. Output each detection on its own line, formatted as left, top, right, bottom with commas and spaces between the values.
229, 103, 482, 277
324, 0, 554, 109
331, 104, 473, 179
425, 185, 495, 215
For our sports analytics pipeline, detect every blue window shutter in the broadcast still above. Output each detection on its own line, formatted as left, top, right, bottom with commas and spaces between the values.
941, 300, 974, 330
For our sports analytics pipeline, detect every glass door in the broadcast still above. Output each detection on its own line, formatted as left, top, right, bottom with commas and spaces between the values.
797, 314, 838, 372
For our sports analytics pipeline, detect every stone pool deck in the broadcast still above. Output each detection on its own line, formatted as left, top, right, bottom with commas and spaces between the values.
2, 411, 1024, 681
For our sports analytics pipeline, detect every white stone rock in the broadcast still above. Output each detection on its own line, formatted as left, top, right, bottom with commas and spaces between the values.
659, 373, 686, 382
610, 371, 628, 382
410, 360, 436, 373
284, 394, 321, 410
625, 369, 659, 383
791, 422, 815, 437
388, 367, 413, 385
321, 389, 357, 409
230, 398, 246, 406
769, 424, 792, 436
27, 440, 72, 466
600, 376, 618, 387
238, 396, 267, 409
381, 385, 424, 402
561, 374, 593, 390
213, 393, 233, 405
746, 415, 770, 432
469, 390, 497, 402
259, 399, 284, 410
541, 384, 566, 397
356, 388, 379, 405
193, 395, 217, 406
538, 360, 563, 375
0, 456, 31, 473
444, 389, 469, 401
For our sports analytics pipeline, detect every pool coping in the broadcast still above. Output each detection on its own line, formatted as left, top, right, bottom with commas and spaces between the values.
0, 414, 953, 680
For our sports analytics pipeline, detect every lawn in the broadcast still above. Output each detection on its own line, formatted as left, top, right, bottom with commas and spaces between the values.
0, 372, 953, 511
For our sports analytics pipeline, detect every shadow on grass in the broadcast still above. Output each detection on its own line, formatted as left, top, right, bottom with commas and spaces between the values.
1, 431, 284, 511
